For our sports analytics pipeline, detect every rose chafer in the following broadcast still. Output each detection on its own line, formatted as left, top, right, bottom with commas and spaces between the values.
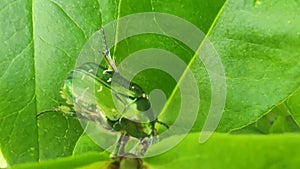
38, 28, 168, 157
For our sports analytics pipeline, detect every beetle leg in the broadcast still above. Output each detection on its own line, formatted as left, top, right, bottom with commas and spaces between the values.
113, 93, 127, 105
136, 122, 159, 156
36, 109, 60, 118
114, 133, 130, 157
119, 134, 130, 155
137, 135, 158, 156
155, 119, 170, 129
139, 138, 150, 156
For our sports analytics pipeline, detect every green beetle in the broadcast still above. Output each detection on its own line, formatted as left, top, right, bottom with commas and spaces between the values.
38, 28, 168, 156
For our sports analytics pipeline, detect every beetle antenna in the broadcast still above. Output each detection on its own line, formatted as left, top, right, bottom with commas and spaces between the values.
36, 109, 60, 118
100, 27, 119, 73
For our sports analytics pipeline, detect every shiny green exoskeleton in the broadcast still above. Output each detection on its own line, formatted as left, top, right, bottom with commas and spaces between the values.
39, 28, 168, 157
62, 62, 164, 155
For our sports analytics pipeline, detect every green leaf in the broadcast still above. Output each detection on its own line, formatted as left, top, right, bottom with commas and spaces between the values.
145, 133, 300, 169
10, 152, 110, 169
8, 133, 300, 169
0, 0, 102, 165
0, 0, 38, 165
108, 0, 300, 136
2, 0, 300, 167
72, 133, 105, 155
287, 87, 300, 125
0, 0, 225, 165
204, 0, 300, 131
230, 104, 300, 134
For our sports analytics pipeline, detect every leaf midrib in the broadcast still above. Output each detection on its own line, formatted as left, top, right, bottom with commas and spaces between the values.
31, 0, 41, 161
158, 1, 228, 127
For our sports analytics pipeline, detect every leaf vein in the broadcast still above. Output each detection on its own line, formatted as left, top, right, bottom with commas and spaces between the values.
48, 0, 87, 39
38, 36, 72, 59
0, 41, 33, 80
0, 0, 19, 14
